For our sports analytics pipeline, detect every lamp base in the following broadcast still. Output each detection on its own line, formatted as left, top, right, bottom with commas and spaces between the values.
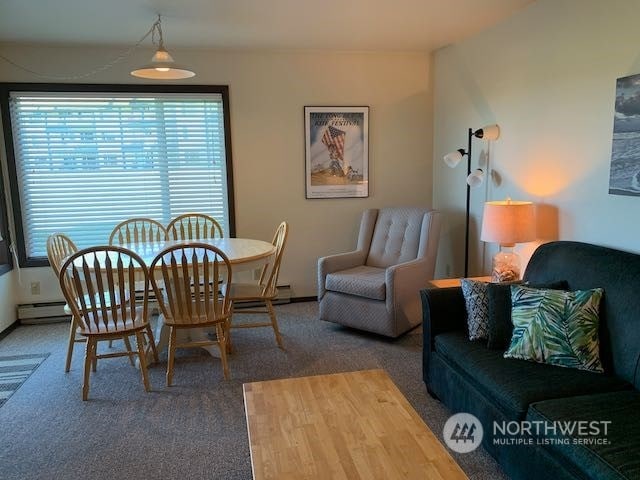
491, 247, 521, 283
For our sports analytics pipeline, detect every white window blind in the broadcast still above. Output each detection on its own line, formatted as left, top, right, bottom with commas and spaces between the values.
9, 91, 230, 260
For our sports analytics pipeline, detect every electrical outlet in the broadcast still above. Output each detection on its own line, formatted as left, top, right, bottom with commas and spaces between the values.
30, 281, 41, 296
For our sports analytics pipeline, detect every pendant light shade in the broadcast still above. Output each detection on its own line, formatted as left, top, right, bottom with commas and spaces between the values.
131, 15, 195, 80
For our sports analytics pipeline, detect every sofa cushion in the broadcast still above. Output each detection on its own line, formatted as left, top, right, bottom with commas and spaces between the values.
527, 390, 640, 480
325, 266, 386, 300
505, 286, 605, 373
434, 331, 630, 419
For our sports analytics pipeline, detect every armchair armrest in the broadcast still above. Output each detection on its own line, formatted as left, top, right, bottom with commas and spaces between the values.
384, 257, 440, 336
420, 287, 466, 382
317, 250, 367, 299
386, 257, 431, 313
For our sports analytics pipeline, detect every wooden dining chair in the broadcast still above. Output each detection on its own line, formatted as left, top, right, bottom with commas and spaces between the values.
109, 218, 167, 245
166, 213, 223, 240
149, 243, 232, 386
58, 246, 158, 400
47, 233, 87, 373
109, 217, 166, 337
224, 222, 289, 350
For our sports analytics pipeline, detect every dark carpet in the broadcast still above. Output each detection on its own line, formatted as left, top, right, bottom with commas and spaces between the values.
0, 302, 507, 480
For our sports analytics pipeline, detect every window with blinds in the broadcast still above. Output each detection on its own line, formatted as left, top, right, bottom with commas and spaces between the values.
2, 86, 234, 266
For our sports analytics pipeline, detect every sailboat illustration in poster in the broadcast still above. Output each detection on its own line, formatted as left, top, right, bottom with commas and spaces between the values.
609, 73, 640, 196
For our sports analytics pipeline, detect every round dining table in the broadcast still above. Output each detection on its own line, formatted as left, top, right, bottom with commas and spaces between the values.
121, 237, 276, 271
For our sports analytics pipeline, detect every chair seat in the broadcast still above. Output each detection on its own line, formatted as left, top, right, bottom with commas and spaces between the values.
78, 307, 147, 336
224, 282, 271, 301
325, 265, 386, 301
159, 304, 229, 327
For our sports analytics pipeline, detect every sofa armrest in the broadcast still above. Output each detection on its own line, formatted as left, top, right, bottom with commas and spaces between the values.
317, 250, 367, 299
420, 287, 467, 383
421, 286, 467, 347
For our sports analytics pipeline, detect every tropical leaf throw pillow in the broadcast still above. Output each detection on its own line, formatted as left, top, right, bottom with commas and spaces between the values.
504, 285, 604, 372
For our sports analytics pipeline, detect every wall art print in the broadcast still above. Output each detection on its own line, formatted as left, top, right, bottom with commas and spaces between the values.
304, 106, 369, 199
609, 73, 640, 196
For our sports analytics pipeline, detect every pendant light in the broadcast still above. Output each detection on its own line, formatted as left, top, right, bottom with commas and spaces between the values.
131, 15, 195, 80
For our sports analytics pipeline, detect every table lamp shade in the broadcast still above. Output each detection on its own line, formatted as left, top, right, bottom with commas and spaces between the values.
481, 200, 535, 282
481, 200, 535, 246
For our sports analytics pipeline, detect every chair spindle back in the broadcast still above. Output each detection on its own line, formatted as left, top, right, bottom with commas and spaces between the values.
46, 233, 78, 276
109, 218, 167, 245
59, 246, 149, 334
166, 213, 223, 241
258, 222, 289, 297
149, 243, 232, 326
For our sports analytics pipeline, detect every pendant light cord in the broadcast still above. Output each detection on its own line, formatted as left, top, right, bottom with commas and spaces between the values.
0, 14, 163, 81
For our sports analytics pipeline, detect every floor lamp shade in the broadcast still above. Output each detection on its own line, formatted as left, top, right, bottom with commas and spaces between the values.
444, 149, 465, 168
481, 200, 535, 282
466, 169, 484, 188
476, 124, 500, 141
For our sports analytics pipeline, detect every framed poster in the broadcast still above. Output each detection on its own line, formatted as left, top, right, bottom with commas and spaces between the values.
304, 106, 369, 198
609, 73, 640, 196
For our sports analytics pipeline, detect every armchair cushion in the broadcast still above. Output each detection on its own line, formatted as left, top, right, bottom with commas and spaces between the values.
325, 266, 386, 301
366, 208, 425, 268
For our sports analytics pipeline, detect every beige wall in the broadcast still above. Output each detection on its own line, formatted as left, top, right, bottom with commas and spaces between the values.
0, 45, 433, 307
434, 0, 640, 278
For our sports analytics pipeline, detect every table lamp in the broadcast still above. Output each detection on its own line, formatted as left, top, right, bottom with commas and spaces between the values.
480, 199, 535, 282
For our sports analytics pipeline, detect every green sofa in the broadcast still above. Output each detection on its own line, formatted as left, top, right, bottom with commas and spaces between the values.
421, 241, 640, 479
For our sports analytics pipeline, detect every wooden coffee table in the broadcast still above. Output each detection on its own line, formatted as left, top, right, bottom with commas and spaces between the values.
243, 369, 468, 479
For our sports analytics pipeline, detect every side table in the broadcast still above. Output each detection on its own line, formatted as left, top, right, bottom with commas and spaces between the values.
427, 275, 492, 289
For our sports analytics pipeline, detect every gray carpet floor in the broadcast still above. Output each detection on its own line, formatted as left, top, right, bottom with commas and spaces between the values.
0, 302, 507, 480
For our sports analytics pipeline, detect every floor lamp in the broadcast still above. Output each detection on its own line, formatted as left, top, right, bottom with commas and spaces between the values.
443, 124, 500, 277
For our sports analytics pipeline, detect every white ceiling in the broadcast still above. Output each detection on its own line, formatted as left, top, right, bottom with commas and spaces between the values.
0, 0, 534, 52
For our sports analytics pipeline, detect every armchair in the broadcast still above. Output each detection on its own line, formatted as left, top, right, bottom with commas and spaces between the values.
318, 207, 441, 337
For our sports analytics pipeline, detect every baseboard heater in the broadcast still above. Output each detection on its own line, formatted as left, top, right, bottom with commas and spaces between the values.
17, 301, 70, 325
17, 285, 292, 324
